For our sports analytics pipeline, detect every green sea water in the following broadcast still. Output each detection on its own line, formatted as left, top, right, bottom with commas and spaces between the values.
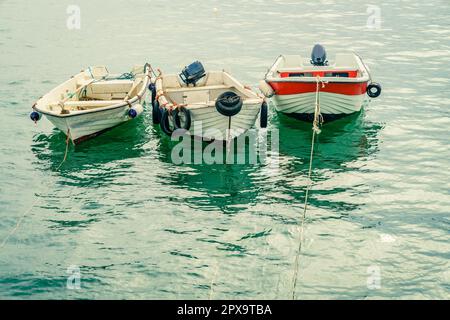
0, 0, 449, 299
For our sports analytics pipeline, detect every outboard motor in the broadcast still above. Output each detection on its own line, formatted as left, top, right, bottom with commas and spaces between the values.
179, 61, 206, 86
310, 44, 328, 66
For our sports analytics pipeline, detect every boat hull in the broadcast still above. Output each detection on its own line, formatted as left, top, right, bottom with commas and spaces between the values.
32, 64, 152, 144
44, 103, 142, 144
182, 102, 261, 141
155, 70, 263, 141
268, 81, 369, 121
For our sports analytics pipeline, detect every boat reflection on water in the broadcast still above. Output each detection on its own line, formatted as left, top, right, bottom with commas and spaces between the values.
155, 110, 383, 215
31, 109, 383, 218
276, 110, 383, 171
31, 115, 152, 185
274, 110, 383, 215
156, 136, 264, 215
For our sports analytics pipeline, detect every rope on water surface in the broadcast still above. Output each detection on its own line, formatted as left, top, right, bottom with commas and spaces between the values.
0, 130, 71, 250
208, 262, 219, 300
0, 184, 49, 251
56, 129, 71, 171
291, 77, 324, 299
0, 198, 39, 250
1, 64, 154, 251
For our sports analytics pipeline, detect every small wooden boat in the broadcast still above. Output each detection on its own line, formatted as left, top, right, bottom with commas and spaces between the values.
260, 45, 381, 122
152, 62, 267, 141
31, 64, 152, 144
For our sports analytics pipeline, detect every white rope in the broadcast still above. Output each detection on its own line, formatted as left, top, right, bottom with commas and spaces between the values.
0, 182, 52, 250
291, 76, 323, 299
208, 262, 219, 300
226, 117, 233, 158
0, 199, 38, 249
353, 51, 373, 83
0, 131, 71, 250
56, 129, 71, 171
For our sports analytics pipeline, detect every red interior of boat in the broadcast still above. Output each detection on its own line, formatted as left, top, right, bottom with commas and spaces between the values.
279, 70, 358, 78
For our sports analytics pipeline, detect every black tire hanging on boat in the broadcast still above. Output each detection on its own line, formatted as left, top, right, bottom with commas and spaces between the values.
366, 82, 382, 98
149, 83, 156, 107
152, 99, 161, 124
149, 84, 161, 124
215, 91, 243, 117
260, 101, 268, 128
160, 108, 174, 136
172, 107, 192, 130
149, 83, 156, 100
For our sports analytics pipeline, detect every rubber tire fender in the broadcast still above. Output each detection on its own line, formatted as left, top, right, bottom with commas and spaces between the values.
366, 82, 381, 98
149, 84, 161, 124
260, 101, 268, 128
152, 99, 162, 124
172, 107, 192, 130
215, 91, 243, 117
160, 108, 174, 136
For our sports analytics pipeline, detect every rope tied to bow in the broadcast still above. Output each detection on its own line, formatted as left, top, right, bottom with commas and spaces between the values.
313, 76, 325, 133
291, 76, 324, 299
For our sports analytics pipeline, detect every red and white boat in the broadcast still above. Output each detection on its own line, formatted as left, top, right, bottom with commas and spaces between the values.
260, 45, 381, 121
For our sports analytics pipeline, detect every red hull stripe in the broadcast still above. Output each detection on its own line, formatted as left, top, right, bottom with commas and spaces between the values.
280, 70, 358, 78
268, 81, 368, 96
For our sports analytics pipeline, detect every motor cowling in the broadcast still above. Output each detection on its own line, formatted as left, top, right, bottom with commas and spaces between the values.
311, 44, 328, 66
179, 61, 206, 86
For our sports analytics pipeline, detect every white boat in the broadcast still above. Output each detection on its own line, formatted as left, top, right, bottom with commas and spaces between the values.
31, 64, 152, 144
153, 62, 266, 141
260, 45, 381, 122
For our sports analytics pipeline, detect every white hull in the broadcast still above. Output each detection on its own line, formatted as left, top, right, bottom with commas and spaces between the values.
156, 70, 264, 141
261, 51, 379, 121
46, 100, 144, 144
186, 102, 261, 141
271, 92, 368, 115
33, 65, 152, 144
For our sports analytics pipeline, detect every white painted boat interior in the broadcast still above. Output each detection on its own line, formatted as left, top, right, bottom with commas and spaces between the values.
35, 65, 149, 116
159, 71, 261, 108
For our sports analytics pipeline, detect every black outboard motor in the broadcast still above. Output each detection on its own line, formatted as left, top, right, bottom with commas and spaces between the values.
179, 61, 206, 86
310, 44, 328, 66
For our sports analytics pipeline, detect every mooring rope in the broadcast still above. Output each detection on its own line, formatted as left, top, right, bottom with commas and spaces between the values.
56, 129, 71, 171
353, 51, 373, 83
0, 129, 71, 250
0, 199, 39, 249
1, 65, 155, 251
291, 77, 324, 299
226, 117, 233, 158
208, 262, 219, 300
